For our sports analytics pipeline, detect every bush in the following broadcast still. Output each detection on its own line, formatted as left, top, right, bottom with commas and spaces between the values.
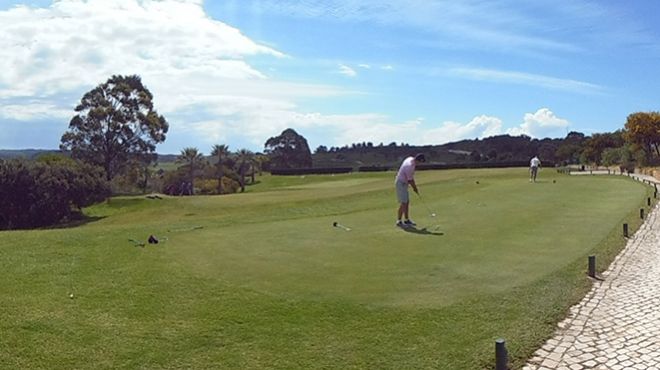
0, 158, 110, 230
195, 177, 241, 195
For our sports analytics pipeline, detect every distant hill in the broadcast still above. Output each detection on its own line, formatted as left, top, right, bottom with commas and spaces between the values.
0, 149, 62, 159
0, 150, 180, 163
312, 134, 563, 168
1, 134, 566, 168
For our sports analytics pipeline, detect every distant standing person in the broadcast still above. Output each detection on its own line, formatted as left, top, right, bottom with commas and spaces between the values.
395, 153, 426, 227
530, 155, 541, 182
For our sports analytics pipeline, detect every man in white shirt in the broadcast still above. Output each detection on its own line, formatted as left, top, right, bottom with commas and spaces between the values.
395, 153, 426, 227
530, 156, 541, 182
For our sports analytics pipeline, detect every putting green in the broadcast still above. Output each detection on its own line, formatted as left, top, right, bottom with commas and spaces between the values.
160, 169, 643, 308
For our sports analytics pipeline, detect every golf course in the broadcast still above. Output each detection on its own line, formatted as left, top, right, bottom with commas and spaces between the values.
0, 168, 652, 369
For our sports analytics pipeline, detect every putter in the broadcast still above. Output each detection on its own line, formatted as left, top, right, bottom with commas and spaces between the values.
416, 193, 437, 217
333, 221, 351, 231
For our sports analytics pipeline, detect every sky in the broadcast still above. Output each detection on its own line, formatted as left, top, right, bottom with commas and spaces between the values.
0, 0, 659, 155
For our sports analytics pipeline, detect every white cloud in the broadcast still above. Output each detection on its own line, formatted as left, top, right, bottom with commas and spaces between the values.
0, 0, 285, 99
0, 102, 71, 121
338, 64, 357, 77
381, 65, 394, 71
426, 115, 503, 143
358, 64, 371, 69
507, 108, 569, 138
0, 0, 360, 152
449, 67, 604, 94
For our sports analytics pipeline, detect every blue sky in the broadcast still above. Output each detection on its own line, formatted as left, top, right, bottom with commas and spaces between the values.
0, 0, 659, 154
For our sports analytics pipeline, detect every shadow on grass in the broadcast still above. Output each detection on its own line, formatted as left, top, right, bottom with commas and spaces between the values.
48, 214, 107, 230
401, 226, 444, 236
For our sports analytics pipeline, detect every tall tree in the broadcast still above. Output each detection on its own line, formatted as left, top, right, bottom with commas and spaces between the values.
581, 131, 625, 165
555, 131, 586, 164
211, 144, 230, 194
264, 128, 313, 169
236, 149, 254, 192
60, 75, 168, 181
624, 112, 660, 162
177, 147, 204, 195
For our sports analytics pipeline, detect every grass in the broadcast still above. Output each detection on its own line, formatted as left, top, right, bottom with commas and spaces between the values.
0, 168, 653, 369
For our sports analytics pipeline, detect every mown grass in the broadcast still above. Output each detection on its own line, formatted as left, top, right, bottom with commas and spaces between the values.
0, 168, 653, 369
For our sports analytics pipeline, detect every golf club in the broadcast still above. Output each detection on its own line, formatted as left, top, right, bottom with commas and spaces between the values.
416, 193, 436, 217
333, 221, 351, 231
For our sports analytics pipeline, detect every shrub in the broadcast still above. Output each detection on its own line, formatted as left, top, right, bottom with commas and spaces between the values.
0, 158, 110, 230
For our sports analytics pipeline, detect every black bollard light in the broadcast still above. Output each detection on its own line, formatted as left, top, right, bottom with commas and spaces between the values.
648, 197, 652, 206
641, 208, 645, 219
588, 255, 596, 278
623, 223, 629, 238
495, 338, 508, 370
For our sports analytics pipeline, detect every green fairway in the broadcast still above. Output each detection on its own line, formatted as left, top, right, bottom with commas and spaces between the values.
0, 168, 652, 369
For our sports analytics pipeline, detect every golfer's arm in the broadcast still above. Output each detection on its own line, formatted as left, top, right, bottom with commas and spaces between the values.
408, 179, 419, 193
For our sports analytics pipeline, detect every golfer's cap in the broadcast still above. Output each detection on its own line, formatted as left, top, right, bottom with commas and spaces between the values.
415, 153, 426, 162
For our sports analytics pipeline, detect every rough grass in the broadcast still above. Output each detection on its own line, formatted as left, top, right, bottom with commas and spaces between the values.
0, 168, 652, 369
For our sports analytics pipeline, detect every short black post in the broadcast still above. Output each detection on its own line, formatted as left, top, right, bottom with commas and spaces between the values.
623, 223, 629, 238
641, 208, 645, 219
495, 338, 508, 370
648, 197, 651, 206
588, 255, 596, 278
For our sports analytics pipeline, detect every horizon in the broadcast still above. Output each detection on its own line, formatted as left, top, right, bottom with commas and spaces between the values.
0, 131, 578, 157
1, 0, 658, 155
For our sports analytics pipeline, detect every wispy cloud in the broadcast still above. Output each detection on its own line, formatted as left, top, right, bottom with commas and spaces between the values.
256, 0, 660, 57
338, 64, 357, 77
0, 102, 71, 121
256, 0, 582, 54
449, 67, 605, 94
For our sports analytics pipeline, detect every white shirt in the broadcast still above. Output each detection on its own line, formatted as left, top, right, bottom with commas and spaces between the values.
530, 157, 541, 167
396, 157, 416, 183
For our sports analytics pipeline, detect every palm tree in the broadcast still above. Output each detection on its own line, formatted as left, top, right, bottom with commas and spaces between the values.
176, 147, 204, 195
211, 144, 229, 194
236, 149, 254, 193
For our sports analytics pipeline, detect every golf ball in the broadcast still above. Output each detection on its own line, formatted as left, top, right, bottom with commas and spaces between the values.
431, 213, 436, 217
69, 293, 74, 299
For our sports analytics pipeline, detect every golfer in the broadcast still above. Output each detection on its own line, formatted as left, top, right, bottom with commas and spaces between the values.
395, 153, 426, 227
529, 155, 541, 182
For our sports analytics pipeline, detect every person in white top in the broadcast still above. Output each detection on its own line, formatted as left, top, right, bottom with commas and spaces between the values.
395, 153, 426, 227
529, 156, 541, 182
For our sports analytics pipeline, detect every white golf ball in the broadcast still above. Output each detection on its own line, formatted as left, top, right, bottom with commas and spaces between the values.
69, 293, 74, 299
431, 213, 437, 217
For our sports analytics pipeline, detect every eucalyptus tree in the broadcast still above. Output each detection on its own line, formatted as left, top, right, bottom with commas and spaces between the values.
264, 128, 312, 168
60, 75, 168, 181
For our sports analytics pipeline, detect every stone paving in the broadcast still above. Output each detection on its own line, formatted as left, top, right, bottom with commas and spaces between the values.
524, 175, 660, 370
